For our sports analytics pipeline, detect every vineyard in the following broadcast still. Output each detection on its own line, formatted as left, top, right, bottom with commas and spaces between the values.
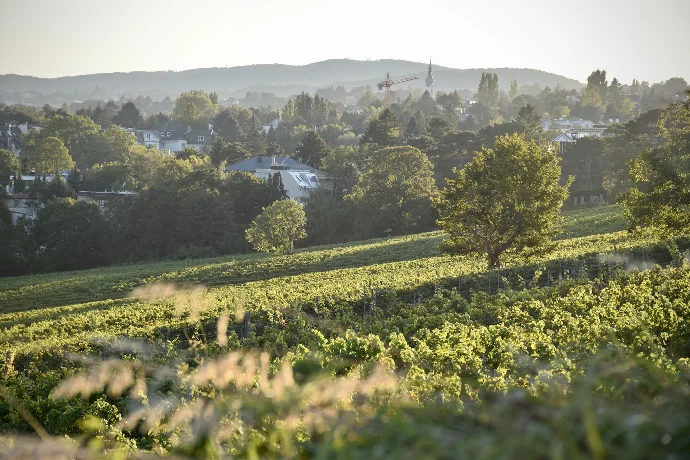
2, 205, 690, 458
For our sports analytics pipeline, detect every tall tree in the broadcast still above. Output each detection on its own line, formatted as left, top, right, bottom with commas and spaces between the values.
244, 114, 267, 155
24, 137, 74, 175
32, 198, 109, 272
295, 131, 329, 169
346, 146, 437, 236
246, 199, 307, 254
587, 70, 608, 103
209, 138, 250, 166
436, 134, 571, 269
620, 94, 690, 235
113, 101, 142, 128
362, 108, 400, 147
580, 85, 604, 121
515, 104, 543, 141
0, 149, 19, 188
509, 80, 519, 100
173, 90, 217, 128
477, 72, 499, 108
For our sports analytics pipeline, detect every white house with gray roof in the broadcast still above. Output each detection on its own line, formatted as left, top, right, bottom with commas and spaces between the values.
226, 156, 322, 202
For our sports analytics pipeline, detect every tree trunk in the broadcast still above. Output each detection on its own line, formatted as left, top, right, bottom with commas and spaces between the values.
487, 251, 501, 270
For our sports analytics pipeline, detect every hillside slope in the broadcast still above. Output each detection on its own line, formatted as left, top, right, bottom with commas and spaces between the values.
0, 58, 584, 99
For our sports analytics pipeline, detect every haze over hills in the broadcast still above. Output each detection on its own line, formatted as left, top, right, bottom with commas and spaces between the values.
0, 59, 585, 103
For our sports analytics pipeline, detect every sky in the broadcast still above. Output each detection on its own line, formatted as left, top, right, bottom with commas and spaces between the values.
3, 0, 689, 84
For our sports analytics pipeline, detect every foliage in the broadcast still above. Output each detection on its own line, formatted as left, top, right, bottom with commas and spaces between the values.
346, 146, 437, 237
437, 134, 571, 268
108, 187, 241, 262
173, 90, 217, 128
361, 109, 400, 147
294, 131, 329, 169
0, 149, 19, 187
23, 136, 74, 175
112, 101, 142, 128
246, 199, 307, 254
620, 95, 690, 235
32, 198, 109, 272
209, 138, 250, 166
476, 72, 500, 108
321, 146, 361, 199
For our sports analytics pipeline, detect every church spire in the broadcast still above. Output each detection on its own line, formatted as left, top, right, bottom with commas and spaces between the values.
425, 58, 435, 95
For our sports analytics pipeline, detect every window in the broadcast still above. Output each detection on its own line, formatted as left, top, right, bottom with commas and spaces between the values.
160, 132, 165, 137
198, 136, 205, 142
14, 199, 19, 208
97, 199, 105, 207
146, 133, 151, 140
166, 132, 171, 136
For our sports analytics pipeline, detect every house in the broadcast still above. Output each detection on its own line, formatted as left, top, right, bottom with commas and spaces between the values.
544, 118, 607, 138
261, 119, 280, 134
2, 193, 38, 224
185, 129, 214, 151
76, 191, 137, 210
226, 155, 318, 174
8, 172, 71, 190
133, 129, 161, 149
552, 133, 575, 155
127, 122, 214, 153
226, 155, 322, 202
0, 124, 22, 156
156, 122, 189, 153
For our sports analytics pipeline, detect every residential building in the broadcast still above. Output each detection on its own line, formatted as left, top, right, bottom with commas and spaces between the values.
226, 155, 322, 202
76, 191, 137, 210
0, 123, 41, 156
552, 133, 575, 155
2, 193, 38, 224
185, 129, 214, 151
0, 124, 22, 156
128, 122, 214, 153
543, 118, 608, 139
261, 118, 280, 134
133, 129, 161, 149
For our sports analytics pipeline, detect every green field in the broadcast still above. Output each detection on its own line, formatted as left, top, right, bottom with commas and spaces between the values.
3, 204, 690, 458
0, 205, 639, 357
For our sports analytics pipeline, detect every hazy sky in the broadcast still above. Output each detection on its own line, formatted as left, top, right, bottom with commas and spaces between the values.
3, 0, 688, 84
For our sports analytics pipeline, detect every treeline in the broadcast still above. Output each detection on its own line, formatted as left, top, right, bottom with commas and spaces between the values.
0, 157, 285, 276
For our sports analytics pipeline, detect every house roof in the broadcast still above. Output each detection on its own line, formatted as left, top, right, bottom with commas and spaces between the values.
553, 133, 574, 143
185, 129, 213, 145
225, 156, 318, 173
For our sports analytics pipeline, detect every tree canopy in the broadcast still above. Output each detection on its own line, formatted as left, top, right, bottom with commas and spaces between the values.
173, 90, 217, 128
436, 134, 571, 269
346, 146, 437, 237
246, 199, 307, 254
24, 136, 74, 175
620, 94, 690, 235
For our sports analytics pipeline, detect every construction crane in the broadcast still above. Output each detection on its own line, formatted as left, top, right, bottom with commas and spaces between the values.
377, 72, 419, 107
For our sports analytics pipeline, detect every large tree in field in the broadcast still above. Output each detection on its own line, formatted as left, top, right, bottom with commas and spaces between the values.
24, 136, 74, 175
436, 134, 571, 269
619, 94, 690, 235
246, 199, 307, 254
346, 146, 437, 236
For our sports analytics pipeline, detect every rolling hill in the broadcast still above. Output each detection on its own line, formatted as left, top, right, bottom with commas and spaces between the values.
0, 58, 584, 102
